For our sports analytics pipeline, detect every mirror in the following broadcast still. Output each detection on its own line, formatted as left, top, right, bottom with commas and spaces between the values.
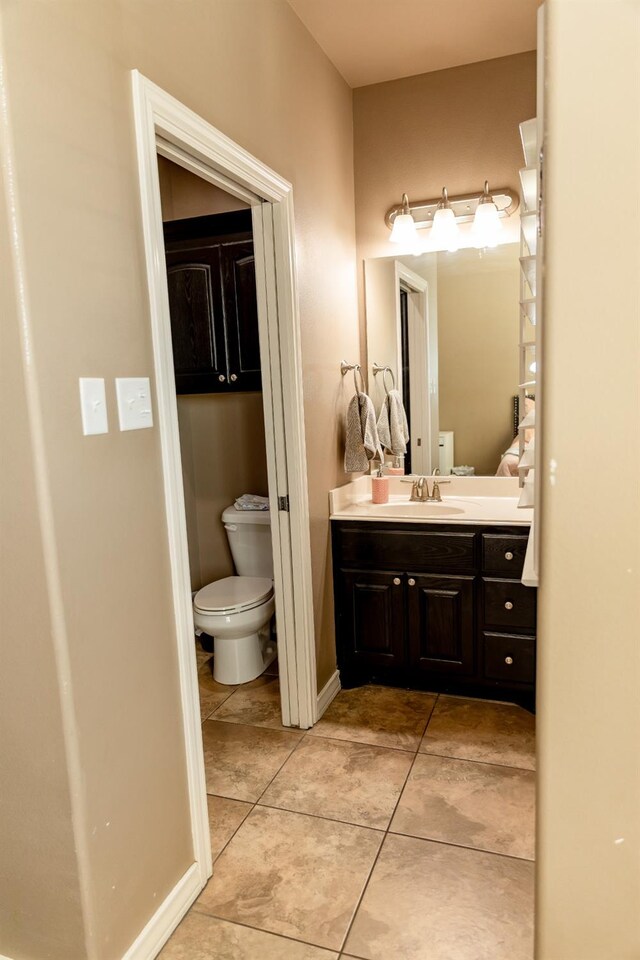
365, 242, 531, 477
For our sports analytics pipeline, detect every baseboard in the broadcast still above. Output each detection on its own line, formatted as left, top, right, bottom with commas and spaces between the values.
121, 861, 204, 960
316, 669, 341, 719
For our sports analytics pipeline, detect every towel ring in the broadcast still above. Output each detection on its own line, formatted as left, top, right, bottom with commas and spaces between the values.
341, 360, 366, 395
372, 363, 396, 395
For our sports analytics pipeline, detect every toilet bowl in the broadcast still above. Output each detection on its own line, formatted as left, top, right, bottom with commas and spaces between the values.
193, 504, 277, 684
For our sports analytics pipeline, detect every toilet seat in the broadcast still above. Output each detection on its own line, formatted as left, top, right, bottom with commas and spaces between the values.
194, 576, 273, 616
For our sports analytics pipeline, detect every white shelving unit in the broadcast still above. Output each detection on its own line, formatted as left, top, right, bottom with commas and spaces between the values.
517, 117, 540, 498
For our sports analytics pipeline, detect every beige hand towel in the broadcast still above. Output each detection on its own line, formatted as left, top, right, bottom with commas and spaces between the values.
344, 392, 383, 473
377, 388, 409, 456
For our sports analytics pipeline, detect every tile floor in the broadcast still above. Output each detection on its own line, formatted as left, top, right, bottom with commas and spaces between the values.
160, 648, 535, 959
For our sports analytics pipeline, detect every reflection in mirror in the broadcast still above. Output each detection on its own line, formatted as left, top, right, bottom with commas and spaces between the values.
365, 242, 531, 477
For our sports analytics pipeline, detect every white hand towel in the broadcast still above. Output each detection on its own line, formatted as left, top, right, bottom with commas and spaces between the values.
377, 389, 409, 456
234, 494, 270, 511
344, 393, 383, 473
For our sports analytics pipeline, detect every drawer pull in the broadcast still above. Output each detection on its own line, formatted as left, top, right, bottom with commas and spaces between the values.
230, 373, 238, 382
218, 374, 226, 383
505, 551, 514, 561
505, 656, 514, 665
393, 577, 401, 586
408, 578, 416, 587
504, 601, 514, 611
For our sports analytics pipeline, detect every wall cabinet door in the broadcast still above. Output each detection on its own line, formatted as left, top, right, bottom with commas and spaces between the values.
407, 574, 475, 675
337, 569, 406, 672
219, 240, 262, 391
164, 211, 261, 394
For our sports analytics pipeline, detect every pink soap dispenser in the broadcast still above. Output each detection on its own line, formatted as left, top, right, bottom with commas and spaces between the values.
386, 455, 405, 476
371, 464, 390, 504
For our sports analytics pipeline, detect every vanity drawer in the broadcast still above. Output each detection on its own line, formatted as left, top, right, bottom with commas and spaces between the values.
482, 632, 535, 685
334, 525, 476, 573
482, 578, 537, 630
481, 534, 529, 576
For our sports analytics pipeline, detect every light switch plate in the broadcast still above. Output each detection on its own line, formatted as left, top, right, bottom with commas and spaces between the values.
79, 378, 108, 435
115, 377, 153, 431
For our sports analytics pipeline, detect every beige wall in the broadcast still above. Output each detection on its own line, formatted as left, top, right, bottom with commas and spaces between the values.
0, 136, 87, 960
536, 2, 640, 957
0, 1, 358, 957
353, 52, 537, 356
437, 244, 520, 475
158, 155, 250, 219
177, 394, 269, 590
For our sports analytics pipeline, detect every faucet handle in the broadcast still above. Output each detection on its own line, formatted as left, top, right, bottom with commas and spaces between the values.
431, 477, 451, 501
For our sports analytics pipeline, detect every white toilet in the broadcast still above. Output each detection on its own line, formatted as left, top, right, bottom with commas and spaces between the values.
193, 504, 276, 685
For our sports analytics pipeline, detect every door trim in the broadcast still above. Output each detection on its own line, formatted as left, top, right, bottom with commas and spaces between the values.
130, 71, 317, 946
394, 262, 434, 474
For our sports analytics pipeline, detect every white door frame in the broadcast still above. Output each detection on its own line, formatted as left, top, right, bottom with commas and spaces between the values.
394, 262, 436, 474
128, 71, 317, 953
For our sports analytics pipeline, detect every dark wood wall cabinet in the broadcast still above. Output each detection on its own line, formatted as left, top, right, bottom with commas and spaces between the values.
331, 520, 536, 702
163, 210, 261, 395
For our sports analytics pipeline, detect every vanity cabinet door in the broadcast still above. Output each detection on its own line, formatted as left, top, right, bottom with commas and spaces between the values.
337, 569, 406, 672
407, 574, 475, 676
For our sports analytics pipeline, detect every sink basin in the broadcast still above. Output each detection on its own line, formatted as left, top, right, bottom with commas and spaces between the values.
369, 501, 465, 518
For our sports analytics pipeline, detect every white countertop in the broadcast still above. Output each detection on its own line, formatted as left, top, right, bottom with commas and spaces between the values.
329, 475, 533, 527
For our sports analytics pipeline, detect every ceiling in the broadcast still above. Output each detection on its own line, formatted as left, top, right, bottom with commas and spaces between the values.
288, 0, 540, 88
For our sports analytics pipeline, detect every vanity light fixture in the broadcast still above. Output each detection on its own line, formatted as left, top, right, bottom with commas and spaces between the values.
388, 193, 418, 245
385, 183, 518, 249
472, 181, 502, 248
428, 188, 460, 252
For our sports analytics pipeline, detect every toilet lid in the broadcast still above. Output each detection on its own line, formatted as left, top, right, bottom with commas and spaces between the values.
194, 576, 274, 614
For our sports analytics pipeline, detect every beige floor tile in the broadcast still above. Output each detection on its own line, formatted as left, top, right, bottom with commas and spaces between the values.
420, 696, 535, 769
198, 657, 237, 721
207, 795, 253, 861
345, 834, 534, 960
260, 736, 413, 829
196, 644, 212, 668
197, 805, 383, 951
308, 685, 437, 752
159, 912, 337, 959
212, 675, 284, 729
390, 753, 535, 859
201, 720, 302, 802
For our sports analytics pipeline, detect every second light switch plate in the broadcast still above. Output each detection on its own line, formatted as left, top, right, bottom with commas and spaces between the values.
115, 377, 154, 431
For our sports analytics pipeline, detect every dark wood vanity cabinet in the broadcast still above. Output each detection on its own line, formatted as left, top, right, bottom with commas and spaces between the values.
332, 520, 536, 700
163, 210, 261, 395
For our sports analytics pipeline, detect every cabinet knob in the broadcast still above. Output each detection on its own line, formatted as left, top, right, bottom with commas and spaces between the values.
505, 656, 514, 665
505, 551, 514, 561
408, 578, 416, 587
218, 374, 226, 383
393, 577, 401, 586
504, 601, 514, 611
230, 373, 238, 382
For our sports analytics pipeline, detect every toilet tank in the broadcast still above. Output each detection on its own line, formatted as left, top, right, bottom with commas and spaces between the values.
222, 504, 274, 578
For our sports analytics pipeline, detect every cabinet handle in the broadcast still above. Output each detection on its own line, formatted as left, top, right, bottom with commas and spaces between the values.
230, 373, 238, 382
505, 656, 514, 665
505, 551, 514, 561
504, 601, 514, 611
408, 578, 416, 587
218, 374, 226, 383
393, 577, 401, 586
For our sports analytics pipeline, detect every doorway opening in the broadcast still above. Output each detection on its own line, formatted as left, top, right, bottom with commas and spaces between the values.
159, 157, 279, 684
131, 72, 318, 930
